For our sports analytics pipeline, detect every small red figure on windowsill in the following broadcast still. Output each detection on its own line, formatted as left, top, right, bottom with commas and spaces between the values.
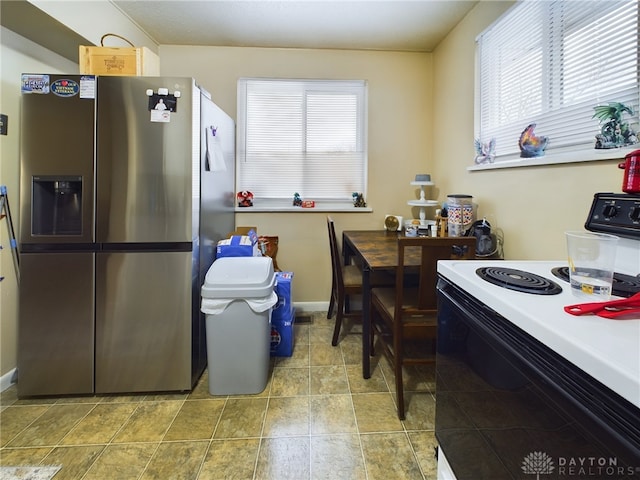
237, 191, 254, 207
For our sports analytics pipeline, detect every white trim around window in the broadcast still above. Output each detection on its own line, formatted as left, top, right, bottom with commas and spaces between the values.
236, 78, 368, 209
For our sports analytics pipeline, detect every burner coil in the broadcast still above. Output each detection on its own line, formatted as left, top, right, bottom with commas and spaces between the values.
551, 266, 640, 299
476, 267, 563, 295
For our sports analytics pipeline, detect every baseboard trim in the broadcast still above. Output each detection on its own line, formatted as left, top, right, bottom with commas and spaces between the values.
1, 368, 17, 392
293, 301, 329, 313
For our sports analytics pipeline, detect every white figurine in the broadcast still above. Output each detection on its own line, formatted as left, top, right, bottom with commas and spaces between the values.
474, 137, 496, 164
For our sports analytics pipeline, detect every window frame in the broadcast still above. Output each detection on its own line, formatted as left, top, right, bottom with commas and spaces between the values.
472, 0, 640, 171
236, 77, 369, 210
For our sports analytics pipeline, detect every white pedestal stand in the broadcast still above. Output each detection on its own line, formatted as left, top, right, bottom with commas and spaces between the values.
408, 181, 438, 224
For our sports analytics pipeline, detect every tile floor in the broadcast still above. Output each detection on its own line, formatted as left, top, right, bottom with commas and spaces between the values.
0, 312, 439, 480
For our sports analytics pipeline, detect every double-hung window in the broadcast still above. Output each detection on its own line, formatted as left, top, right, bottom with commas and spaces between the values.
237, 78, 367, 206
476, 0, 639, 166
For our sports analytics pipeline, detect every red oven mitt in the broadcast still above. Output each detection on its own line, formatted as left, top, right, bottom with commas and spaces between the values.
564, 292, 640, 319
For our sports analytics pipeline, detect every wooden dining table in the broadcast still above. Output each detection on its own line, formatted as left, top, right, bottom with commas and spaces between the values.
341, 229, 423, 379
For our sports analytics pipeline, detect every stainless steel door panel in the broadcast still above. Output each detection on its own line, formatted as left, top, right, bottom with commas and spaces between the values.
18, 253, 95, 396
19, 75, 95, 245
96, 77, 194, 244
95, 251, 192, 393
199, 94, 236, 276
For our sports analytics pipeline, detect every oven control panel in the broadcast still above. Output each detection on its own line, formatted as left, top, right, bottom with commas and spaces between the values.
585, 193, 640, 240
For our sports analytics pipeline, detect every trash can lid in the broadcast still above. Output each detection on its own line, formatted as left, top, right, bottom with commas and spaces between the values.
201, 256, 275, 298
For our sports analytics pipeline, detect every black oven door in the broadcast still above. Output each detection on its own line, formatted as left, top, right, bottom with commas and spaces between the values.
435, 276, 640, 480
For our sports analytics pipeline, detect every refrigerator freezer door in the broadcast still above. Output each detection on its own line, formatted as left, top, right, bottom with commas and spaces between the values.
18, 253, 95, 396
95, 251, 192, 393
96, 76, 194, 244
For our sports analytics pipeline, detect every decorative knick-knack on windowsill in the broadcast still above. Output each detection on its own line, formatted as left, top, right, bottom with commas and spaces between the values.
474, 138, 496, 164
593, 102, 639, 149
518, 123, 548, 158
352, 192, 367, 207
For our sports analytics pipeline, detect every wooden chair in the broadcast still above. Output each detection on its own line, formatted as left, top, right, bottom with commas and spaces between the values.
370, 235, 476, 419
327, 216, 365, 346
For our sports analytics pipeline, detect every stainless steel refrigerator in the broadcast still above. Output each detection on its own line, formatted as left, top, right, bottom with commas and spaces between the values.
18, 74, 235, 396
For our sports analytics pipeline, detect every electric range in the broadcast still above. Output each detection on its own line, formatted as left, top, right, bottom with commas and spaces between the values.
435, 193, 640, 480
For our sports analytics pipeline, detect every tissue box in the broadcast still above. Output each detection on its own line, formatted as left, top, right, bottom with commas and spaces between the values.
272, 272, 293, 321
271, 309, 295, 357
216, 230, 259, 258
227, 226, 257, 237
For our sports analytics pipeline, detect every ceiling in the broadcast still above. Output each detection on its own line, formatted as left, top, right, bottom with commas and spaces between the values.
111, 1, 479, 52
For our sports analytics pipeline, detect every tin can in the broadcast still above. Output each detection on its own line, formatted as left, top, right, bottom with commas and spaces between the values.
619, 150, 640, 194
447, 194, 474, 237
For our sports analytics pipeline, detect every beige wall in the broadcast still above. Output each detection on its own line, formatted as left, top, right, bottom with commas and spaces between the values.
432, 1, 628, 260
160, 45, 434, 305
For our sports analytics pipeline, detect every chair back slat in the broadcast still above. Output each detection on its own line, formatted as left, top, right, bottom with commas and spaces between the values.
395, 236, 476, 314
327, 216, 344, 291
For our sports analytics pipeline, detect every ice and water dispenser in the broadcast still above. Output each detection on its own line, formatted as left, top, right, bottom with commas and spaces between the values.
31, 176, 83, 236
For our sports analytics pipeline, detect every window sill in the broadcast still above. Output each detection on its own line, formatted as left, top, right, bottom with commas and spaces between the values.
467, 145, 637, 171
235, 200, 373, 213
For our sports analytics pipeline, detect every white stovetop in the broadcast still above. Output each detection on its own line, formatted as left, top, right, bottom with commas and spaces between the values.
438, 260, 640, 408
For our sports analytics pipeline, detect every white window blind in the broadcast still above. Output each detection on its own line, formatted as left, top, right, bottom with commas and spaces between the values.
477, 0, 639, 161
237, 78, 367, 200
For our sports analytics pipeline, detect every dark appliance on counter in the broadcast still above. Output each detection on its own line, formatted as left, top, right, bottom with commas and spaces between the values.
435, 193, 640, 479
18, 74, 235, 397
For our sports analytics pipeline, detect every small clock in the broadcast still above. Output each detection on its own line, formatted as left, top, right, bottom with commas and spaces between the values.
385, 215, 400, 232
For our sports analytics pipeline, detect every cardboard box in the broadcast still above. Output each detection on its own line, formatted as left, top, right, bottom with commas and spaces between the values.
227, 226, 257, 237
271, 309, 295, 357
79, 46, 160, 76
270, 272, 294, 357
216, 230, 259, 258
272, 272, 294, 321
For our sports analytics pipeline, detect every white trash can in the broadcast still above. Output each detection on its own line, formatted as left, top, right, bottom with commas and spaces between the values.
201, 256, 277, 395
